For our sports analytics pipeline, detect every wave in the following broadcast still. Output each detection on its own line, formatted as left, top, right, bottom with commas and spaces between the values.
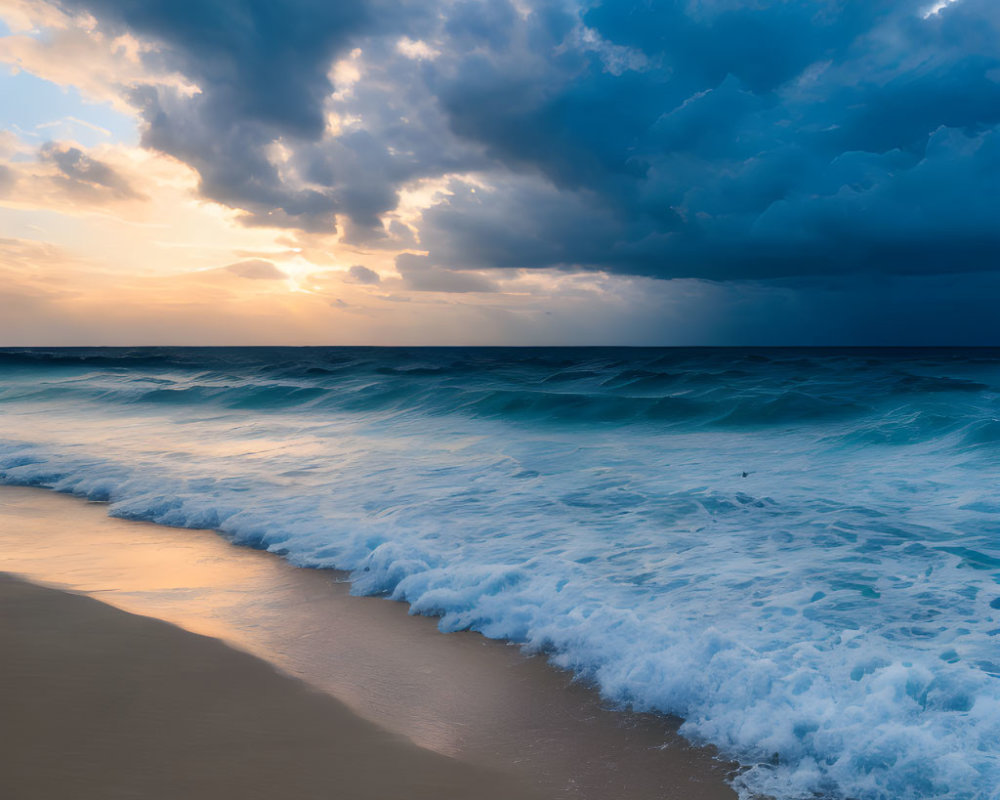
2, 346, 1000, 800
2, 347, 996, 437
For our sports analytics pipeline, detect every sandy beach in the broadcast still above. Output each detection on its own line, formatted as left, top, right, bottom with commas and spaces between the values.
0, 486, 736, 800
0, 573, 538, 800
2, 0, 996, 792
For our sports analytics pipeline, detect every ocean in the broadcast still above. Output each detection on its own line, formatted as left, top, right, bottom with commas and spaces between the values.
1, 346, 998, 800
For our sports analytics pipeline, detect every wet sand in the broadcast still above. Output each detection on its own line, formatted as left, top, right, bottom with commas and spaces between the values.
0, 573, 539, 800
0, 485, 737, 799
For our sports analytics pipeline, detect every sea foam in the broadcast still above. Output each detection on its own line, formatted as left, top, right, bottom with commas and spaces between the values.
2, 347, 999, 800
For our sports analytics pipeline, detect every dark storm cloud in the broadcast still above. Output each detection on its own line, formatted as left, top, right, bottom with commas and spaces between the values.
58, 0, 1000, 285
58, 0, 372, 136
415, 0, 1000, 280
56, 0, 437, 233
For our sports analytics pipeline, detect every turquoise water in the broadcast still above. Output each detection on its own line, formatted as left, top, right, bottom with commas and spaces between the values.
1, 347, 999, 799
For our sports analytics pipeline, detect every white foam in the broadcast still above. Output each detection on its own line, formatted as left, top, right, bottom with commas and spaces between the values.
2, 353, 1000, 799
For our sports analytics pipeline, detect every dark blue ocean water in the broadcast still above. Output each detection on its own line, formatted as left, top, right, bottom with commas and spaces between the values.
1, 347, 999, 799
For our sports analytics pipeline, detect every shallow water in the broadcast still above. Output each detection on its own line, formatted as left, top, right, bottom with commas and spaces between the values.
1, 347, 999, 800
0, 486, 734, 800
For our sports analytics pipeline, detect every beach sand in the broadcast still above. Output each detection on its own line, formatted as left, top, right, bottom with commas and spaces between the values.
0, 486, 737, 799
0, 573, 538, 800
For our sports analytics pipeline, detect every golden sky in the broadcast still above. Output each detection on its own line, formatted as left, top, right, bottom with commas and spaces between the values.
0, 0, 702, 345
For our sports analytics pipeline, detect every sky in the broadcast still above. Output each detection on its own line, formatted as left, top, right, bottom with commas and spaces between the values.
0, 0, 998, 345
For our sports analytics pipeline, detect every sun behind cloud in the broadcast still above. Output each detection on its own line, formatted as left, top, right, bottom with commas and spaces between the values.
1, 0, 998, 344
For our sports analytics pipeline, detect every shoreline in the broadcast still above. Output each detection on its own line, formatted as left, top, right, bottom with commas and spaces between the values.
0, 485, 737, 799
0, 573, 542, 800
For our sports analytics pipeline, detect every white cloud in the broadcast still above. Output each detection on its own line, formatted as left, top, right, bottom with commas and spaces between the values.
396, 37, 440, 61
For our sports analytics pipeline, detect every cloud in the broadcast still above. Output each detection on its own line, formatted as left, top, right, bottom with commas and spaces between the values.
345, 264, 381, 284
395, 252, 498, 293
408, 0, 1000, 280
19, 0, 1000, 292
54, 0, 374, 135
39, 142, 143, 199
49, 0, 444, 235
223, 259, 287, 280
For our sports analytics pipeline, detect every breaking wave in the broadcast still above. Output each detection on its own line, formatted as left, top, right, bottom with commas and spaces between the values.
2, 346, 1000, 800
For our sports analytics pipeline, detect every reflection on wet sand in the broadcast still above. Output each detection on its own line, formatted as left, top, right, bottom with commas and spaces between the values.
0, 485, 735, 800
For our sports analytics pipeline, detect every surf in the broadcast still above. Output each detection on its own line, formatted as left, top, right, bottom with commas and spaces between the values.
1, 346, 999, 800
